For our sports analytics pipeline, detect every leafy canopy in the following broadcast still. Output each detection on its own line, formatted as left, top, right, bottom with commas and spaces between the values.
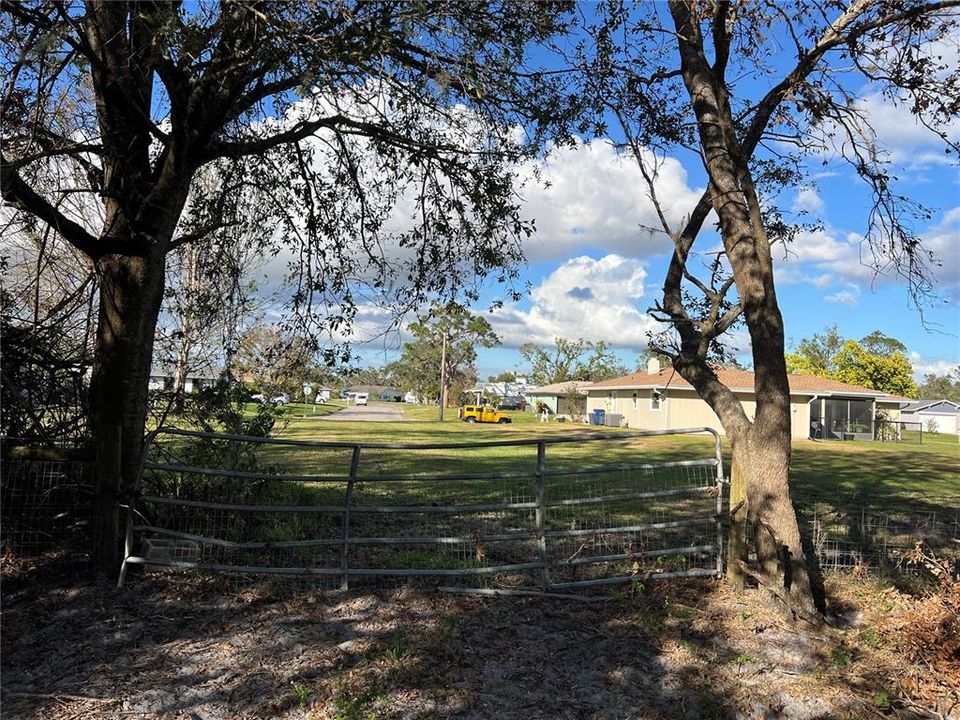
786, 328, 918, 397
521, 338, 630, 385
387, 303, 499, 403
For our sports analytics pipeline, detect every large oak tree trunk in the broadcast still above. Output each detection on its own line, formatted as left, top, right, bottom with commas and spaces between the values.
668, 0, 826, 617
89, 250, 168, 492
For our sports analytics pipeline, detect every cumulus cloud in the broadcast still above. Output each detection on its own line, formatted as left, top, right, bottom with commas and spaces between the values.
822, 91, 960, 170
774, 207, 960, 301
921, 206, 960, 299
486, 254, 660, 349
516, 139, 704, 262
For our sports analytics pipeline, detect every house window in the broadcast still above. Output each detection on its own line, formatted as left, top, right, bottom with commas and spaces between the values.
632, 392, 638, 409
651, 391, 663, 411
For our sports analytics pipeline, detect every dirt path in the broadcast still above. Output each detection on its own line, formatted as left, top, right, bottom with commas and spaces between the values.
2, 557, 956, 719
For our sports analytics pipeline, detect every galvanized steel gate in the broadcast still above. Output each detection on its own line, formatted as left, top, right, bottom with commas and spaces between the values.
119, 426, 725, 595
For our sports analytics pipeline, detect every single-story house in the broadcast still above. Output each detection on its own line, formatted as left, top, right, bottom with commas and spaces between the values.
470, 377, 531, 405
525, 381, 593, 416
898, 399, 960, 434
585, 359, 904, 440
148, 364, 219, 394
379, 387, 404, 402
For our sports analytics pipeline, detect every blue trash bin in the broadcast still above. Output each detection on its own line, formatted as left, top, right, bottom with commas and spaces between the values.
592, 409, 606, 426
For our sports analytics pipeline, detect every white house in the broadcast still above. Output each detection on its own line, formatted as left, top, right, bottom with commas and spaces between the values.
148, 365, 218, 393
898, 399, 960, 434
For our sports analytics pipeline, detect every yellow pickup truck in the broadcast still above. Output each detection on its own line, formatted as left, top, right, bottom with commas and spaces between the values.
459, 405, 512, 424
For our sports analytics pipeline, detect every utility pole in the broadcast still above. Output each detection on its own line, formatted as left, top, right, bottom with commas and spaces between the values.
439, 329, 448, 421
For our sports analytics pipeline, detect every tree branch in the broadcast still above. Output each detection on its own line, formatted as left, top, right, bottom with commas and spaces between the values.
1, 154, 100, 258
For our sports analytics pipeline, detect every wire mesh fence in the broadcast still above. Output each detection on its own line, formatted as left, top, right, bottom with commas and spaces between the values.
1, 442, 96, 556
119, 426, 725, 595
808, 505, 960, 575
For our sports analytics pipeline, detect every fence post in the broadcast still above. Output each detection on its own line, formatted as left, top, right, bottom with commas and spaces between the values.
97, 425, 122, 572
341, 446, 361, 591
535, 441, 550, 589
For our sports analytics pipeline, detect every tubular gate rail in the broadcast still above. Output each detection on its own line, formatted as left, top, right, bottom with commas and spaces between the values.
119, 426, 725, 595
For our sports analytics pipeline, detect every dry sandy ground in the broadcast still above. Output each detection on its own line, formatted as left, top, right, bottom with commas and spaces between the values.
1, 556, 956, 720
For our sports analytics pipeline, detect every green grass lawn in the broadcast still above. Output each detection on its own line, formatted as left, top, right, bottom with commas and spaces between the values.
153, 402, 958, 520
258, 405, 959, 516
140, 404, 958, 582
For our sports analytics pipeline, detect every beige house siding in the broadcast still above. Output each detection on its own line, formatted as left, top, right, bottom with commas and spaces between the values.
586, 389, 813, 439
875, 401, 902, 421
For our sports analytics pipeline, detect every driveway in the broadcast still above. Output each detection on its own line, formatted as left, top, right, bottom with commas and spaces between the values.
319, 404, 408, 422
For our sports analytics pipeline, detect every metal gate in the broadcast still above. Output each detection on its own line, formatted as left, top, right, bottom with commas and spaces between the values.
119, 426, 725, 595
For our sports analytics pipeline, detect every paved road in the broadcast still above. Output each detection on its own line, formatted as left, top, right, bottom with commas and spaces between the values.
318, 404, 408, 422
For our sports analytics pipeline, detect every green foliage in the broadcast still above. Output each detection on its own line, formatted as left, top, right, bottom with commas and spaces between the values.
521, 338, 630, 385
333, 683, 382, 720
175, 381, 281, 437
830, 645, 853, 668
387, 302, 499, 403
786, 327, 918, 396
833, 340, 918, 397
918, 367, 960, 402
291, 683, 311, 707
785, 325, 844, 376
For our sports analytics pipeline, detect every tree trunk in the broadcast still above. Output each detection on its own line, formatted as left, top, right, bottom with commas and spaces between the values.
172, 332, 192, 412
740, 426, 826, 616
667, 0, 826, 617
89, 249, 168, 500
726, 445, 748, 588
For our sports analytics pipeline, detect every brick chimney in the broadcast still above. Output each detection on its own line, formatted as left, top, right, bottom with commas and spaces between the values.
646, 356, 661, 375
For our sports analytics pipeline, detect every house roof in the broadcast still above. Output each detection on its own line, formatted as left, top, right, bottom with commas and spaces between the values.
588, 367, 891, 398
150, 364, 220, 380
526, 381, 594, 396
900, 399, 960, 414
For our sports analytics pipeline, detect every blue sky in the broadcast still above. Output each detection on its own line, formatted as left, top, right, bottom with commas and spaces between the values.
278, 9, 960, 383
355, 126, 959, 382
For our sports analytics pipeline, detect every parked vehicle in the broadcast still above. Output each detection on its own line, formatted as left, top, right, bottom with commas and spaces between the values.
354, 392, 369, 406
459, 405, 511, 424
252, 392, 289, 405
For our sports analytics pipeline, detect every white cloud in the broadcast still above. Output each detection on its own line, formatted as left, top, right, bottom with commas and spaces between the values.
908, 352, 960, 382
774, 207, 960, 302
486, 254, 660, 349
791, 187, 824, 215
822, 91, 960, 170
824, 289, 859, 307
516, 139, 704, 262
921, 206, 960, 299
